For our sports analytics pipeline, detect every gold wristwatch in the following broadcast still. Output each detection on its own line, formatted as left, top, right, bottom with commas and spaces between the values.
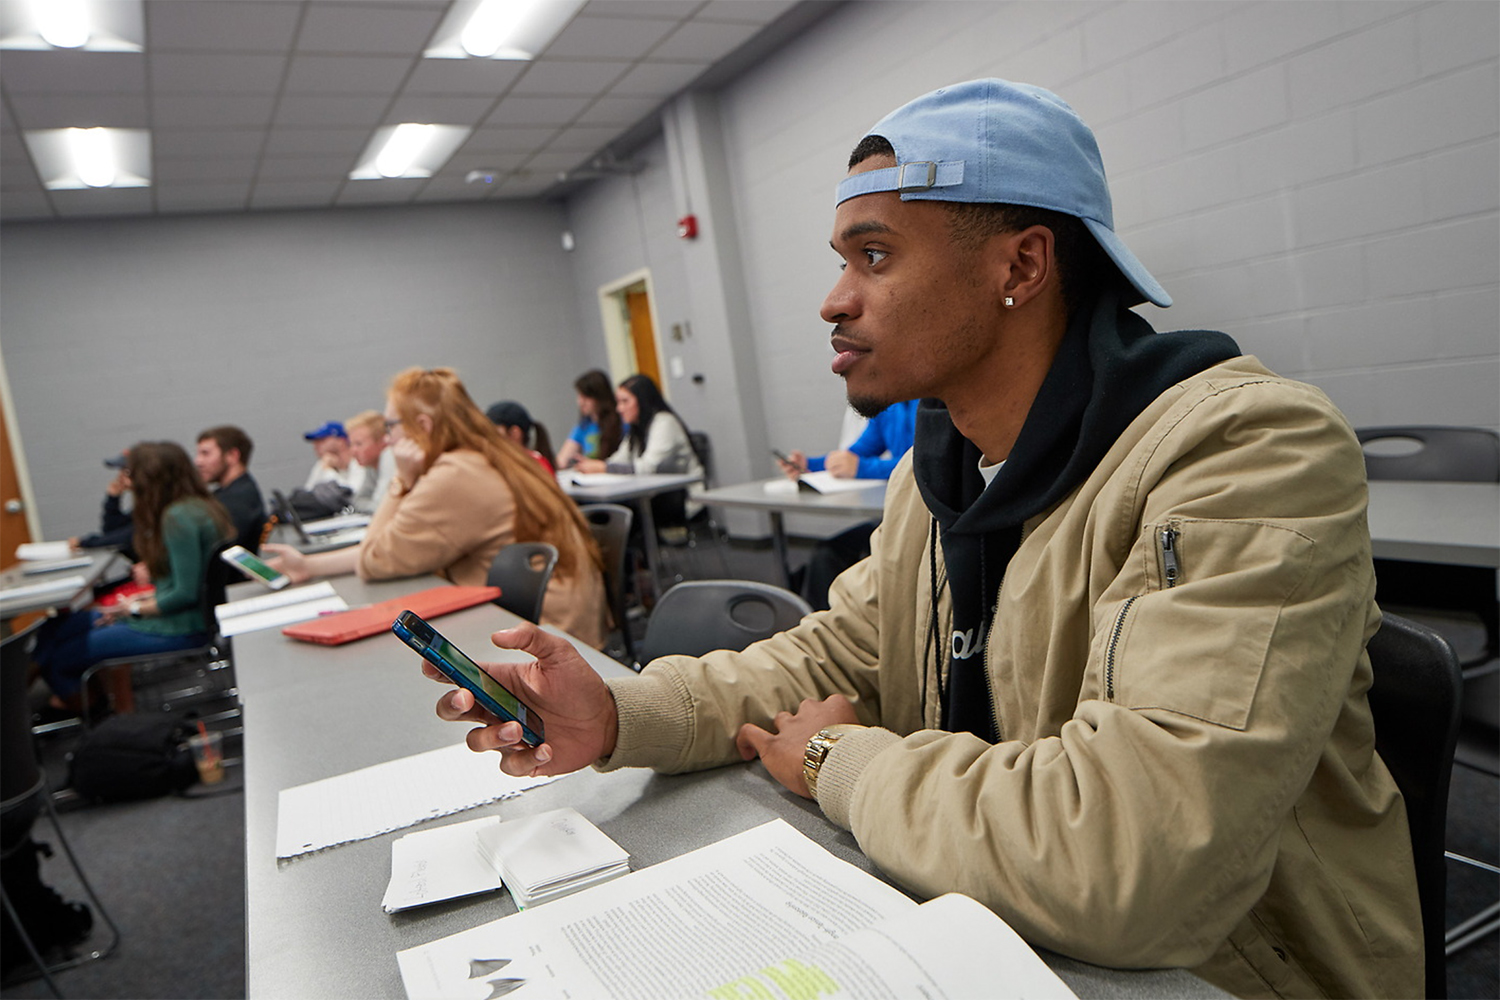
802, 724, 859, 799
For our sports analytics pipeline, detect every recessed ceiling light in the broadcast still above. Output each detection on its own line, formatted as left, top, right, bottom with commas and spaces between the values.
349, 125, 472, 181
0, 0, 144, 52
423, 0, 583, 61
34, 0, 88, 48
23, 127, 151, 190
70, 127, 115, 187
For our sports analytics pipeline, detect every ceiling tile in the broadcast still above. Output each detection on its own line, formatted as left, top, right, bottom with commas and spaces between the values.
154, 181, 252, 214
697, 0, 801, 25
249, 178, 342, 209
146, 0, 303, 52
544, 16, 679, 60
464, 126, 559, 152
50, 187, 154, 217
412, 174, 494, 202
262, 127, 371, 157
576, 2, 692, 21
574, 94, 660, 127
651, 20, 761, 62
521, 149, 589, 173
610, 60, 708, 97
155, 157, 257, 184
273, 94, 389, 127
153, 94, 277, 128
7, 94, 150, 129
545, 124, 627, 153
1, 130, 31, 161
0, 190, 54, 219
297, 4, 444, 56
381, 94, 494, 126
257, 154, 358, 180
283, 54, 414, 94
0, 51, 147, 95
403, 57, 528, 96
482, 96, 591, 127
336, 177, 425, 204
493, 173, 557, 197
509, 59, 633, 96
441, 150, 530, 174
153, 128, 267, 160
150, 53, 287, 94
0, 165, 43, 192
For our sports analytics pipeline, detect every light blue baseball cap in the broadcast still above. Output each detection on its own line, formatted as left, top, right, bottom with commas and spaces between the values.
836, 79, 1171, 308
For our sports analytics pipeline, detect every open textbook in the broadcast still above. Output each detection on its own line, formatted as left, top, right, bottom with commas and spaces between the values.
398, 818, 1074, 1000
763, 470, 885, 496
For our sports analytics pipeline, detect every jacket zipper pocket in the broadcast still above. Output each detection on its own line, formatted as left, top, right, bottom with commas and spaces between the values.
1159, 525, 1180, 588
1104, 596, 1139, 701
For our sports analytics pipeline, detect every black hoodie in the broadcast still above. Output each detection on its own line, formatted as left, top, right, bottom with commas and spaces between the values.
914, 288, 1240, 740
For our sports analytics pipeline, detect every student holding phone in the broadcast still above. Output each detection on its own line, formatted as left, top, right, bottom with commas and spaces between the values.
265, 367, 608, 649
32, 441, 236, 711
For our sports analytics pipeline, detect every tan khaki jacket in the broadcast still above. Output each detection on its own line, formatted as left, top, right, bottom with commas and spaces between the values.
358, 449, 607, 648
604, 357, 1422, 998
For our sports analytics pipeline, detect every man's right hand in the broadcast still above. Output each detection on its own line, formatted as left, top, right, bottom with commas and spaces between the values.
778, 449, 808, 480
428, 622, 619, 778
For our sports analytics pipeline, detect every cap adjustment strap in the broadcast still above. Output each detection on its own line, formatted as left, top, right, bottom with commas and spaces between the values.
835, 160, 965, 205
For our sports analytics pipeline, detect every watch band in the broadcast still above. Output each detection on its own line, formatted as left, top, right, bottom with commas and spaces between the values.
802, 724, 859, 799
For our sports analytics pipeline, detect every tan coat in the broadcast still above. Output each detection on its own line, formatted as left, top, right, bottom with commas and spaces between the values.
603, 357, 1421, 998
359, 449, 607, 648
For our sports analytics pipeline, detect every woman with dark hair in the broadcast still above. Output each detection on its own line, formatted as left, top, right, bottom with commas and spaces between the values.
33, 441, 236, 707
553, 369, 623, 470
486, 400, 556, 474
267, 367, 608, 647
575, 374, 705, 528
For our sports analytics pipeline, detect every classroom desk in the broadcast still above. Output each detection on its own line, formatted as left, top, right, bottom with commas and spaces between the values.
1365, 480, 1499, 568
557, 471, 703, 591
698, 477, 888, 586
236, 572, 1224, 1000
0, 549, 123, 623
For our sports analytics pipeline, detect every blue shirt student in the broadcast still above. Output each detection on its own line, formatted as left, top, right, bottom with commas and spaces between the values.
805, 399, 919, 480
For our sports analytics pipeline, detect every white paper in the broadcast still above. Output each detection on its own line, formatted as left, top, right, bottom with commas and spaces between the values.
798, 471, 887, 494
304, 512, 372, 534
21, 556, 95, 575
382, 816, 504, 914
0, 574, 88, 606
477, 808, 629, 907
275, 743, 555, 858
15, 541, 73, 561
216, 581, 348, 636
560, 472, 635, 487
399, 820, 1073, 1000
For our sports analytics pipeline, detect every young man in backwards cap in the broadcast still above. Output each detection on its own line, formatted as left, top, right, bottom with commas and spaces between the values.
430, 80, 1418, 998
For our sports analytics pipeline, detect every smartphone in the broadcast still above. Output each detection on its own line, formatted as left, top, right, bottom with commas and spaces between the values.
220, 544, 290, 590
771, 448, 794, 465
391, 610, 546, 748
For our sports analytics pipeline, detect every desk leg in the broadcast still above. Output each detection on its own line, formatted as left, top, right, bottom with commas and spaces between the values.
769, 511, 790, 588
638, 498, 664, 598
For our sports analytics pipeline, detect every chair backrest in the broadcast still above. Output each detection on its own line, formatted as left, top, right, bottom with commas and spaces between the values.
1356, 426, 1500, 483
687, 430, 714, 488
579, 504, 635, 661
485, 542, 559, 624
1365, 611, 1463, 1000
638, 580, 812, 664
1, 617, 48, 835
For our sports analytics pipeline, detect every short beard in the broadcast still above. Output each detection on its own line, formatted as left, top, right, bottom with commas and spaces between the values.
846, 393, 890, 420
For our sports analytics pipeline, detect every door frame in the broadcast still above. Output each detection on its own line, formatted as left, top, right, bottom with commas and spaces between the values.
596, 268, 666, 397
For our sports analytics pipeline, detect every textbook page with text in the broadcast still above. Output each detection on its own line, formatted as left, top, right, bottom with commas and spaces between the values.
398, 818, 1073, 1000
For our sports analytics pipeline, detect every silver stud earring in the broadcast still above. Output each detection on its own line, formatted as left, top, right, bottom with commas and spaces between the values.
1003, 296, 1015, 307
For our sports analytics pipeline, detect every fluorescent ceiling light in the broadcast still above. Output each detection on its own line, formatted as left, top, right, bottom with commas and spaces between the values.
349, 124, 472, 181
23, 127, 151, 190
34, 0, 88, 48
0, 0, 144, 52
70, 127, 115, 187
424, 0, 584, 61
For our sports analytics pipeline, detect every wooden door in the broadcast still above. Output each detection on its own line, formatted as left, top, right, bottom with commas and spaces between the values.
0, 398, 31, 572
625, 288, 662, 388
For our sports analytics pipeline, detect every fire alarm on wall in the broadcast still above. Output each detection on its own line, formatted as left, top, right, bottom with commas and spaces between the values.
676, 214, 698, 239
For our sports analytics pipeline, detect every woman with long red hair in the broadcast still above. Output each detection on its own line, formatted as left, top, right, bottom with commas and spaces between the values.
267, 367, 608, 647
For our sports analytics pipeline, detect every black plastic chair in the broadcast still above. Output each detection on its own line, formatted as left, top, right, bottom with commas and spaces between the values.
486, 542, 558, 625
579, 505, 636, 665
1365, 612, 1464, 999
2, 618, 120, 993
637, 580, 811, 666
80, 539, 239, 724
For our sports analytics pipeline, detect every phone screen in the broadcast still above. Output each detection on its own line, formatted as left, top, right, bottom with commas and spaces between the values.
221, 545, 289, 589
392, 611, 544, 746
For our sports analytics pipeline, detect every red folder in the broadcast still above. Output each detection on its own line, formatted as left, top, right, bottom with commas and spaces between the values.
281, 585, 501, 646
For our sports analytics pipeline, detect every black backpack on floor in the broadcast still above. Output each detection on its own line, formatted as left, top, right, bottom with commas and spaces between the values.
68, 713, 198, 802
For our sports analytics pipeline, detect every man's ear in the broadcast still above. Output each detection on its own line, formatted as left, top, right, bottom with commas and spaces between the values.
226, 448, 243, 467
996, 224, 1055, 309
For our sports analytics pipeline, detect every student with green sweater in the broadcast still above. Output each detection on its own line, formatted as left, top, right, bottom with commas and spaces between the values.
34, 441, 235, 707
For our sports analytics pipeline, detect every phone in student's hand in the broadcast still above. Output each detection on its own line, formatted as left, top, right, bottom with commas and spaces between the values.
391, 610, 546, 748
220, 544, 291, 590
771, 449, 794, 465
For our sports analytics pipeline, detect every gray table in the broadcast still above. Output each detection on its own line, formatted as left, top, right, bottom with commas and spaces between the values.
698, 477, 888, 586
1365, 480, 1499, 568
237, 572, 1224, 999
0, 549, 124, 623
558, 471, 703, 592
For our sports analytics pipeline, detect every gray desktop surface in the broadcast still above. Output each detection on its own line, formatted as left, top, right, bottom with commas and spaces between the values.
1365, 479, 1499, 567
238, 573, 1225, 999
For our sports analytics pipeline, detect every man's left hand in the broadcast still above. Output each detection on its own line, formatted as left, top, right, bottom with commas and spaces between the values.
736, 694, 858, 798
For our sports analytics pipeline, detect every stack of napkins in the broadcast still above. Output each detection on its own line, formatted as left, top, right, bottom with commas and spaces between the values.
477, 807, 630, 909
